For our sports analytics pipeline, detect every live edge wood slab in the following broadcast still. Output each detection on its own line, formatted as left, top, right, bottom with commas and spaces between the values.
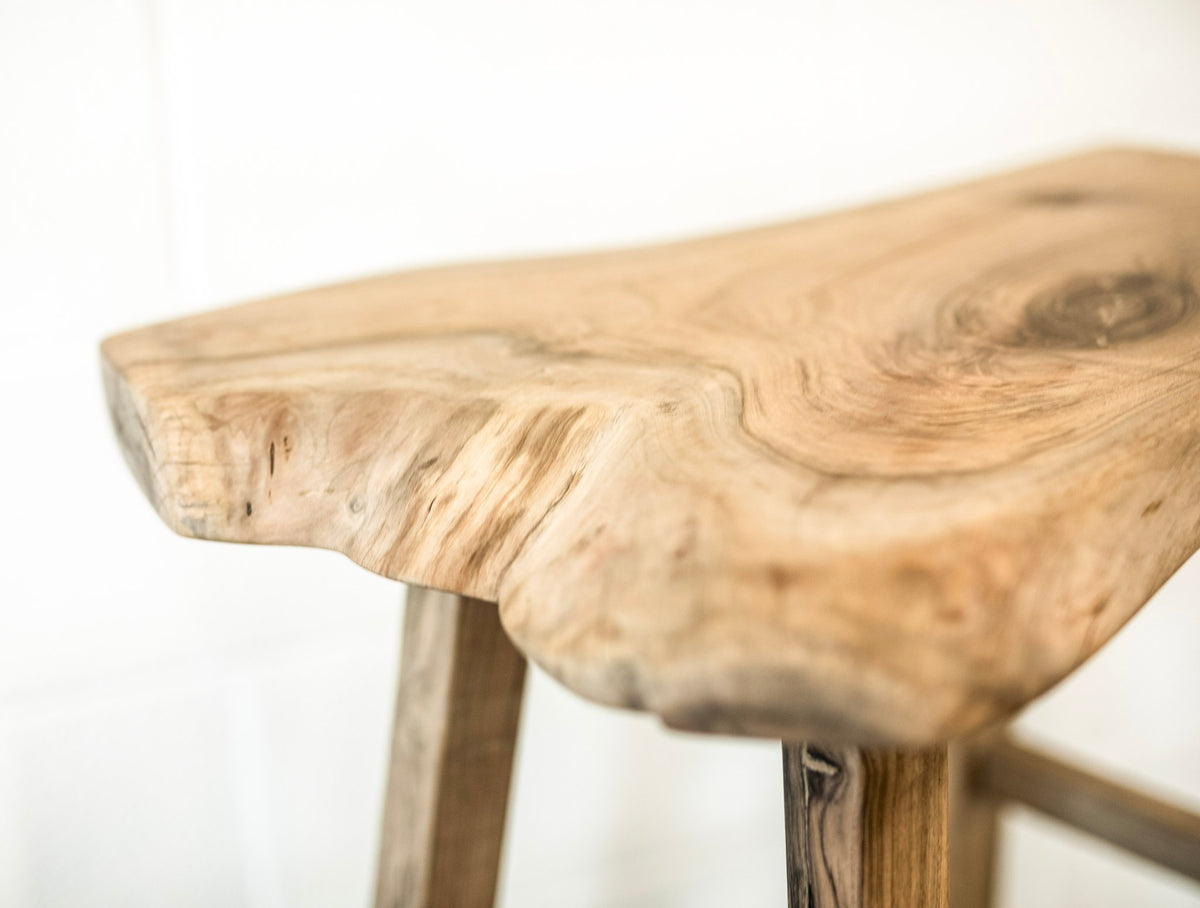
102, 148, 1200, 746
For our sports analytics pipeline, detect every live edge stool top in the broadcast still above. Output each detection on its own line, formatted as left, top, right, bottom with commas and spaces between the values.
101, 148, 1200, 746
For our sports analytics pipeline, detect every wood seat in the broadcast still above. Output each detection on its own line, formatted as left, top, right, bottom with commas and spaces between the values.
102, 147, 1200, 745
102, 147, 1200, 907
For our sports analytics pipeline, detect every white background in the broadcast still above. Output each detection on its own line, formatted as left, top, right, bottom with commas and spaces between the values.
2, 0, 1200, 905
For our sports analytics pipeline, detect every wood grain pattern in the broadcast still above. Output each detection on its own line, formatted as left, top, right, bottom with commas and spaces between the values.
375, 587, 525, 908
783, 744, 948, 907
978, 739, 1200, 883
102, 148, 1200, 744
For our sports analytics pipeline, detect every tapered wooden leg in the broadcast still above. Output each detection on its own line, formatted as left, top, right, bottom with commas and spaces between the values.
949, 735, 1002, 908
783, 743, 948, 908
374, 586, 526, 908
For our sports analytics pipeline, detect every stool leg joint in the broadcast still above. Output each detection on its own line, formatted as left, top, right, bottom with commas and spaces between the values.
783, 742, 948, 908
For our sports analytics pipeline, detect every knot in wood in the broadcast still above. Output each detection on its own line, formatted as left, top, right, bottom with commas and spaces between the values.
1010, 270, 1195, 349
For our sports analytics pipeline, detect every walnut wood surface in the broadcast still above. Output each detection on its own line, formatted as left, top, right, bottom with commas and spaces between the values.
783, 744, 948, 907
978, 740, 1200, 883
375, 587, 525, 908
102, 148, 1200, 744
949, 733, 1003, 908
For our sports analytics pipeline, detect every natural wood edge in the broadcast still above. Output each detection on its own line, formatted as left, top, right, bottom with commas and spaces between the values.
783, 743, 948, 907
101, 354, 160, 513
974, 740, 1200, 884
375, 587, 526, 908
100, 147, 1200, 746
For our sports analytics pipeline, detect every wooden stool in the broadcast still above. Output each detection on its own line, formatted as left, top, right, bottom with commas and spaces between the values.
101, 148, 1200, 907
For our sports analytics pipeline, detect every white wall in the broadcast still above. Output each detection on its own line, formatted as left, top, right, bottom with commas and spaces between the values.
2, 0, 1199, 905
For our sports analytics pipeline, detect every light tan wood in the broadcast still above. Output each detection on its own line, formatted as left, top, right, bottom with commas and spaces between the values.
949, 732, 1003, 908
375, 586, 525, 908
977, 739, 1200, 883
102, 147, 1200, 744
783, 743, 948, 907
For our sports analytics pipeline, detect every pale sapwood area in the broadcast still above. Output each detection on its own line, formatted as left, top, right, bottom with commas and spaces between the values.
103, 148, 1200, 746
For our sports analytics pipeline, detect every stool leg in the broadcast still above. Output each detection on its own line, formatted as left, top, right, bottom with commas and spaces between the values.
374, 586, 526, 908
949, 735, 1001, 908
783, 744, 948, 908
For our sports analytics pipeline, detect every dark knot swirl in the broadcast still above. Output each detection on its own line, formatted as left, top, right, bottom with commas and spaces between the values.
1006, 271, 1195, 349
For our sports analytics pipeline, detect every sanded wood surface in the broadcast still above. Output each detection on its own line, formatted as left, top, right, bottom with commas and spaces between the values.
375, 587, 525, 908
102, 148, 1200, 744
783, 744, 948, 907
978, 740, 1200, 883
